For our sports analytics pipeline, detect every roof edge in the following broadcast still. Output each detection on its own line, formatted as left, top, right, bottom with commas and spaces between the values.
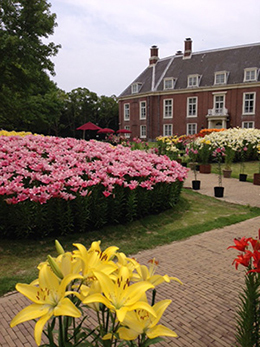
160, 41, 260, 62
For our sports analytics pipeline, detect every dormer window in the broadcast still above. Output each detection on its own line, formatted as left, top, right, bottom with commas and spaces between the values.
131, 82, 142, 94
214, 71, 228, 85
163, 78, 176, 90
187, 74, 200, 88
244, 68, 258, 82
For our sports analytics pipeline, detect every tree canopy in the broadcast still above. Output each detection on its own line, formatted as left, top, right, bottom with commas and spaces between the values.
0, 0, 61, 131
60, 88, 118, 139
0, 1, 119, 137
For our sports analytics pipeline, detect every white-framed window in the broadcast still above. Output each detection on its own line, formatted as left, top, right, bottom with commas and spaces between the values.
244, 68, 258, 82
124, 125, 131, 138
163, 78, 175, 90
242, 121, 255, 129
163, 99, 173, 118
187, 123, 197, 135
140, 101, 146, 120
187, 74, 200, 88
140, 125, 146, 138
243, 92, 256, 115
214, 71, 228, 85
163, 124, 173, 136
187, 97, 198, 117
124, 103, 130, 121
131, 82, 142, 94
214, 94, 225, 114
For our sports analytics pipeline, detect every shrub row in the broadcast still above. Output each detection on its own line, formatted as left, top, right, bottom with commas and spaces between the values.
0, 180, 183, 239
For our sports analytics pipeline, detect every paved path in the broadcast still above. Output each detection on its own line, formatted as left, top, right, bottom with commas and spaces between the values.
183, 170, 260, 207
1, 172, 260, 347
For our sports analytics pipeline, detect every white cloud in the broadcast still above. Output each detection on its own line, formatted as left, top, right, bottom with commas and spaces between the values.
48, 0, 260, 96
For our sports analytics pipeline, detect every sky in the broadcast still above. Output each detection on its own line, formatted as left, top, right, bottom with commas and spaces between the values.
47, 0, 260, 97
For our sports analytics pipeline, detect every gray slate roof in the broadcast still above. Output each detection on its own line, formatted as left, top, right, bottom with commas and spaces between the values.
119, 43, 260, 97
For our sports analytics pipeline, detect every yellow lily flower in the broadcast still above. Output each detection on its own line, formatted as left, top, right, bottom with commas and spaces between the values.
74, 241, 118, 262
73, 242, 118, 285
114, 252, 139, 279
10, 264, 81, 346
133, 258, 182, 286
34, 252, 82, 285
88, 240, 119, 259
82, 266, 156, 322
118, 299, 177, 340
54, 252, 82, 278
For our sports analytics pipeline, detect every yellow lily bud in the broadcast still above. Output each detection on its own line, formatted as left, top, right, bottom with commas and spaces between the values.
55, 240, 65, 255
47, 255, 64, 279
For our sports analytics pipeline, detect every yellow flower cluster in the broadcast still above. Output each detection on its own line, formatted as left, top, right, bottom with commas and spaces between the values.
0, 130, 33, 137
156, 135, 179, 144
11, 240, 181, 346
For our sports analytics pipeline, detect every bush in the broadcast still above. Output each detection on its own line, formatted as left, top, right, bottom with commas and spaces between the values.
0, 135, 187, 238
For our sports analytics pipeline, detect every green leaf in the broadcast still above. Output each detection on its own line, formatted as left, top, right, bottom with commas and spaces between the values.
143, 337, 164, 346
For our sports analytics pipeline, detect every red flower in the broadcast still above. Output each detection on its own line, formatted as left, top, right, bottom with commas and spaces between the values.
251, 250, 260, 272
249, 239, 260, 251
232, 250, 253, 269
227, 237, 251, 252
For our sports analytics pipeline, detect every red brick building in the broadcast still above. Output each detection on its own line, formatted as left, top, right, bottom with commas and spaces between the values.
118, 38, 260, 140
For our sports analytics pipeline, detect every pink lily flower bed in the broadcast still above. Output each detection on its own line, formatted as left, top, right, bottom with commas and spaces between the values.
0, 135, 188, 238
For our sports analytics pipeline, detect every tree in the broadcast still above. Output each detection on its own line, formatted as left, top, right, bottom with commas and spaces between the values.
60, 89, 119, 139
0, 0, 61, 132
97, 95, 118, 129
61, 88, 99, 138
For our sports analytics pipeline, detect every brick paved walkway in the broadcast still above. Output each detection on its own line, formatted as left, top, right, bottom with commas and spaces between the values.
1, 172, 260, 347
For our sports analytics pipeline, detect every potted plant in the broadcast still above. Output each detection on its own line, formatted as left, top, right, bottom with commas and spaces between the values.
239, 145, 248, 181
166, 143, 181, 162
222, 146, 235, 178
253, 143, 260, 185
186, 144, 200, 190
198, 141, 212, 174
212, 147, 225, 197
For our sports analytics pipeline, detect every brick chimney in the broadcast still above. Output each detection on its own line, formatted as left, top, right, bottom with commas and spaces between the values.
149, 45, 159, 65
184, 38, 192, 58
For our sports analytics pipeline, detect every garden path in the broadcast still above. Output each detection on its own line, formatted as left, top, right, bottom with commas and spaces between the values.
1, 172, 260, 347
183, 170, 260, 207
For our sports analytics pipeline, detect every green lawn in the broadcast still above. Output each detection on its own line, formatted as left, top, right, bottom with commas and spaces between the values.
1, 188, 260, 296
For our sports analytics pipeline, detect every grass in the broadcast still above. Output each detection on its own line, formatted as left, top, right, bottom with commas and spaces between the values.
211, 161, 260, 182
1, 188, 260, 296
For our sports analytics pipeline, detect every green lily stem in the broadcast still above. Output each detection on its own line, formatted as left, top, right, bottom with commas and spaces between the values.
97, 310, 103, 335
105, 308, 110, 333
58, 316, 65, 347
108, 312, 119, 347
151, 289, 157, 306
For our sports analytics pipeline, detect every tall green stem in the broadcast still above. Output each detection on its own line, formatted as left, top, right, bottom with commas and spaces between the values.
58, 316, 65, 347
235, 269, 260, 346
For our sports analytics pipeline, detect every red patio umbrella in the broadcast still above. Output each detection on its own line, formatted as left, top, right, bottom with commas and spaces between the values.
77, 122, 101, 131
116, 129, 132, 134
76, 122, 101, 139
97, 128, 115, 134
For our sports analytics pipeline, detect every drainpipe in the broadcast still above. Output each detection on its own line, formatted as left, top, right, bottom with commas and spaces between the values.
147, 96, 150, 140
157, 95, 160, 137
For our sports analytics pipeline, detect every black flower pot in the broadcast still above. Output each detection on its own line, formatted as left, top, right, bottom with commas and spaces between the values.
192, 180, 201, 190
239, 174, 247, 182
214, 186, 224, 198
